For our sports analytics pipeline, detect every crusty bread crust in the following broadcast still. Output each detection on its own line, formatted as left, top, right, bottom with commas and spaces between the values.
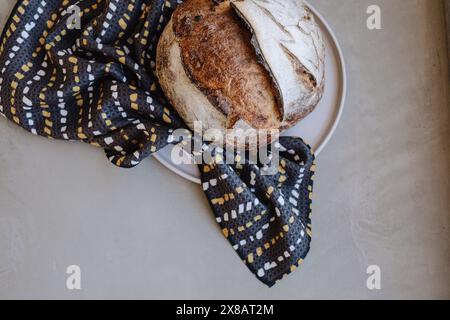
156, 0, 325, 135
172, 0, 281, 130
156, 19, 228, 131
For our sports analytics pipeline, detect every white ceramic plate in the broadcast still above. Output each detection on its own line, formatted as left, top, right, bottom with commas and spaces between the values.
153, 2, 347, 184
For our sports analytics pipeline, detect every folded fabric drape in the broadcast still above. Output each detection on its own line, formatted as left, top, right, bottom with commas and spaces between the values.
0, 0, 316, 287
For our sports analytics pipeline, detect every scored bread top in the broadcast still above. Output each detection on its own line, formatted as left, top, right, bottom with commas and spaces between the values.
172, 0, 282, 130
156, 0, 325, 135
231, 0, 325, 128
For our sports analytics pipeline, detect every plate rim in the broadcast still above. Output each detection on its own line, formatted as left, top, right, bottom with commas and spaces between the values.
153, 1, 347, 184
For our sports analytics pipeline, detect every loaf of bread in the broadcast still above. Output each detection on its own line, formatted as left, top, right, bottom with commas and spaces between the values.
156, 0, 325, 139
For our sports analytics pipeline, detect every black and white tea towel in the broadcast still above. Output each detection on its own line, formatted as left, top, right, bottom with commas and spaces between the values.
0, 0, 316, 287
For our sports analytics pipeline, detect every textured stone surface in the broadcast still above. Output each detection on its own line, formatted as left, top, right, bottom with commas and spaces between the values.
0, 0, 449, 299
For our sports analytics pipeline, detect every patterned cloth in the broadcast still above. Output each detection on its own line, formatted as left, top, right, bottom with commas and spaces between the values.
0, 0, 316, 287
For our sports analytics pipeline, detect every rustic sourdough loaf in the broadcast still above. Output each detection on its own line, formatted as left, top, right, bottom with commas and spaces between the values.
156, 0, 325, 140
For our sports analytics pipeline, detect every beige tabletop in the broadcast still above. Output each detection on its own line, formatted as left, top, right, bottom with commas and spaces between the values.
0, 0, 449, 299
